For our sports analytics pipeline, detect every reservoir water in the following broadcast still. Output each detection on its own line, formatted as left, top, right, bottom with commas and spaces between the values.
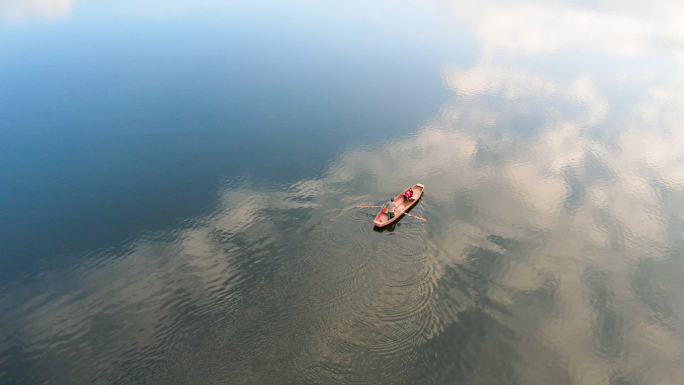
2, 0, 684, 383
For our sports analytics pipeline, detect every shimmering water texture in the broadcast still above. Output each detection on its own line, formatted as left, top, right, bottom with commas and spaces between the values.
3, 0, 684, 384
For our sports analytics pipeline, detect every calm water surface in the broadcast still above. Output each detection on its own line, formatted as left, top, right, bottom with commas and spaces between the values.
2, 0, 684, 383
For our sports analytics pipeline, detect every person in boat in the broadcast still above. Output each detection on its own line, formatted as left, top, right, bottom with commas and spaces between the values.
404, 188, 414, 202
386, 198, 396, 220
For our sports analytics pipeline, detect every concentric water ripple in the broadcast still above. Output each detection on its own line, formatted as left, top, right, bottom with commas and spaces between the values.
301, 264, 380, 311
326, 304, 436, 358
321, 219, 369, 246
349, 208, 377, 222
305, 217, 438, 372
299, 236, 372, 279
374, 281, 435, 323
380, 254, 436, 288
376, 232, 428, 260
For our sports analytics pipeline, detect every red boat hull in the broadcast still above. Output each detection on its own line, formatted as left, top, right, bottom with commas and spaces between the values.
373, 184, 424, 227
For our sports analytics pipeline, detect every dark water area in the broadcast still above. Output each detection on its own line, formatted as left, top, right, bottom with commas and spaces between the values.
0, 1, 459, 281
3, 0, 684, 384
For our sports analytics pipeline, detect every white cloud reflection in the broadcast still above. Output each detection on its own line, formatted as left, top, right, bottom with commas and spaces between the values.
0, 0, 73, 21
308, 93, 684, 383
3, 0, 684, 383
429, 0, 684, 59
6, 65, 684, 383
283, 1, 684, 381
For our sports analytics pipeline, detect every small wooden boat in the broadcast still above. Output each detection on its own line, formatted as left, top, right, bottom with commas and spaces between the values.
373, 184, 424, 227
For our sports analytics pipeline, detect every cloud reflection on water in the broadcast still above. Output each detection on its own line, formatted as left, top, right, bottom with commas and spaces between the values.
3, 0, 684, 383
0, 0, 74, 22
429, 0, 684, 60
285, 0, 684, 381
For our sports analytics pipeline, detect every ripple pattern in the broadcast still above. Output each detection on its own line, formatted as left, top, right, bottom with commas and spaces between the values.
295, 209, 441, 383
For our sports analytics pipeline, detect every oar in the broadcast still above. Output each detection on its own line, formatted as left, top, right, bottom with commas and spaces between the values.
356, 205, 383, 208
404, 212, 427, 222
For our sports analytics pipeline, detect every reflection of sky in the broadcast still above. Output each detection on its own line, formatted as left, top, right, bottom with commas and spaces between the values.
0, 0, 73, 22
3, 0, 684, 383
0, 0, 467, 281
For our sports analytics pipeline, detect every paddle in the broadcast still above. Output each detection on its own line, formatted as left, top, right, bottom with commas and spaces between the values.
404, 212, 427, 222
356, 205, 383, 208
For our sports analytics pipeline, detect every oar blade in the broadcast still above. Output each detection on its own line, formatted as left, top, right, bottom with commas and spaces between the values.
405, 213, 427, 221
